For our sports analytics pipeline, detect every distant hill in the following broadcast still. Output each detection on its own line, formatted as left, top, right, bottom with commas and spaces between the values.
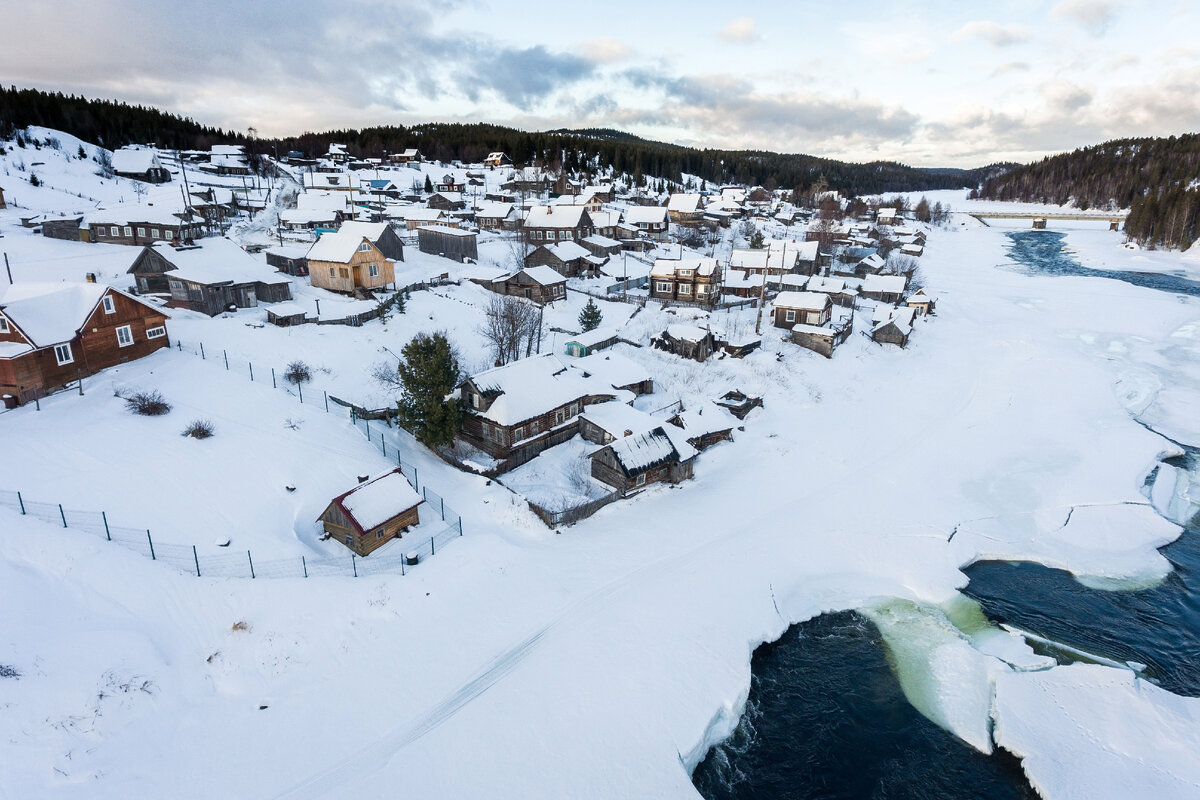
1, 85, 1000, 198
974, 134, 1200, 249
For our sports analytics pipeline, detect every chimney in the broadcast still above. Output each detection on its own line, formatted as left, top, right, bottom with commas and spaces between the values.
85, 272, 97, 283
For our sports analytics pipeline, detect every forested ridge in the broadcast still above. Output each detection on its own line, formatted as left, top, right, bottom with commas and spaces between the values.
0, 85, 1002, 198
974, 134, 1200, 249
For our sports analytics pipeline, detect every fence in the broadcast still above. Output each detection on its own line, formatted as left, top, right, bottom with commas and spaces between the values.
527, 488, 624, 528
0, 487, 462, 579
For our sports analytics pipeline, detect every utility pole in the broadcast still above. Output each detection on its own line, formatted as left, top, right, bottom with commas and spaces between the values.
754, 242, 771, 336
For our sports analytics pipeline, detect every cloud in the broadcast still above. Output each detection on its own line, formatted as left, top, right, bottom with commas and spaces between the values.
952, 20, 1030, 47
467, 46, 594, 106
990, 61, 1031, 78
581, 37, 631, 64
715, 17, 760, 43
1053, 0, 1116, 34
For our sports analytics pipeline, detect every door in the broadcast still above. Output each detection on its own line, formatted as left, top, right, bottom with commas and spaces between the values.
246, 288, 257, 307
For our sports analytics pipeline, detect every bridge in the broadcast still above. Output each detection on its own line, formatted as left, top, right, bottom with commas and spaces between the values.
965, 211, 1126, 229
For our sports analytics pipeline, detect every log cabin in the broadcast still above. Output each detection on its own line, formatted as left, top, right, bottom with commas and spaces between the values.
487, 266, 566, 305
620, 206, 669, 241
589, 425, 697, 492
307, 229, 396, 294
905, 288, 936, 316
110, 146, 171, 183
649, 258, 721, 306
524, 241, 600, 277
84, 206, 205, 246
870, 305, 916, 347
417, 225, 478, 262
861, 274, 908, 304
666, 193, 704, 225
771, 291, 832, 329
522, 204, 594, 245
319, 467, 423, 556
0, 278, 169, 406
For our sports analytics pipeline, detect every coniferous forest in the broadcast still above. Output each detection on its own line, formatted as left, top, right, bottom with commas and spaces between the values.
974, 134, 1200, 250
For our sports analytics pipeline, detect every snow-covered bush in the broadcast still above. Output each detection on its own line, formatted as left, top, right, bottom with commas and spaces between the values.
124, 390, 171, 416
182, 419, 215, 439
283, 360, 312, 384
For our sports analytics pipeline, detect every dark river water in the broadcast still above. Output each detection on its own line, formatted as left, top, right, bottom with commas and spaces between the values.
693, 230, 1200, 798
691, 612, 1038, 800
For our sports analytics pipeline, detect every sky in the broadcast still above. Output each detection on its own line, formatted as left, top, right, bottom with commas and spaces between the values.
2, 0, 1198, 167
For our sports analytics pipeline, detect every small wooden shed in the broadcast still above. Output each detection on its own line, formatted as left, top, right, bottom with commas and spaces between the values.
318, 468, 423, 556
418, 225, 478, 262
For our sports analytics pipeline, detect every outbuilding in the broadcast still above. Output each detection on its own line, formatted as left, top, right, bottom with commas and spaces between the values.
318, 468, 423, 556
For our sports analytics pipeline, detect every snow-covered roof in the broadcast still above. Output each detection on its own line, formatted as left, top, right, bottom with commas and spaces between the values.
110, 147, 161, 174
863, 274, 907, 294
418, 224, 476, 237
579, 401, 658, 439
806, 275, 847, 293
524, 205, 589, 229
729, 247, 796, 270
85, 204, 200, 227
665, 324, 711, 343
337, 221, 391, 243
465, 353, 604, 427
474, 201, 514, 218
900, 244, 924, 255
279, 209, 338, 225
858, 253, 887, 272
723, 271, 761, 289
669, 403, 737, 437
667, 194, 702, 213
395, 207, 445, 221
568, 351, 651, 390
544, 241, 590, 262
0, 282, 152, 347
907, 288, 935, 304
773, 291, 830, 312
333, 468, 422, 532
650, 257, 718, 278
156, 240, 288, 286
306, 229, 376, 263
622, 205, 668, 225
871, 304, 917, 334
582, 234, 621, 249
587, 210, 621, 228
515, 265, 566, 286
297, 192, 350, 212
565, 326, 618, 348
604, 426, 697, 473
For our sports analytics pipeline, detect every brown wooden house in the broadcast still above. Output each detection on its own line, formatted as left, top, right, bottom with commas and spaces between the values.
487, 266, 566, 305
649, 258, 721, 305
307, 229, 396, 294
85, 208, 204, 246
522, 205, 594, 245
589, 426, 697, 492
771, 291, 832, 329
318, 468, 423, 556
0, 279, 169, 406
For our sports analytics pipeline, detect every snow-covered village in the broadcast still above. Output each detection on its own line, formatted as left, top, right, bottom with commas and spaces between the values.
3, 3, 1200, 799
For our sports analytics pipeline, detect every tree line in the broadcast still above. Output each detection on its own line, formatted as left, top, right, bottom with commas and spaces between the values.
1, 85, 1002, 198
973, 134, 1200, 250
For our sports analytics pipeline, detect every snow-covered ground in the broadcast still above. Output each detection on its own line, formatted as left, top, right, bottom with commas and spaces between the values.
7, 155, 1200, 798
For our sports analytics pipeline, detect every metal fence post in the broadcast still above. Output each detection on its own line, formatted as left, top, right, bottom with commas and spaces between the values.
223, 350, 229, 370
271, 367, 276, 388
200, 342, 205, 360
412, 468, 418, 492
430, 536, 435, 555
249, 362, 254, 382
352, 554, 357, 577
102, 510, 111, 540
382, 440, 386, 458
298, 383, 303, 403
302, 555, 308, 578
324, 391, 329, 412
147, 530, 156, 560
59, 504, 67, 527
17, 491, 24, 515
193, 545, 201, 577
440, 496, 445, 521
248, 550, 255, 579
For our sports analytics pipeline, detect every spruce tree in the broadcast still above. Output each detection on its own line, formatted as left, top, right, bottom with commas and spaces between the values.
578, 298, 602, 332
397, 332, 461, 449
424, 174, 433, 193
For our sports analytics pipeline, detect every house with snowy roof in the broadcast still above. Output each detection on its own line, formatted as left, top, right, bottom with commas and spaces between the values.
318, 467, 423, 556
666, 404, 736, 451
578, 401, 659, 445
580, 234, 622, 259
522, 204, 594, 244
861, 273, 908, 304
154, 240, 293, 315
484, 152, 512, 168
524, 240, 602, 277
388, 148, 423, 164
589, 425, 698, 492
653, 324, 717, 362
771, 291, 832, 330
307, 228, 395, 294
110, 146, 171, 183
905, 288, 936, 316
486, 266, 566, 305
620, 205, 669, 241
870, 305, 916, 347
456, 353, 625, 462
666, 193, 704, 225
474, 200, 515, 230
338, 221, 405, 261
84, 205, 205, 246
650, 257, 721, 306
0, 278, 169, 406
567, 351, 653, 395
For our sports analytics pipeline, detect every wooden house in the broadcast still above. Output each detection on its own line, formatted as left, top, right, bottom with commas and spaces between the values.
771, 291, 832, 329
484, 152, 512, 168
41, 214, 85, 241
0, 278, 169, 406
653, 324, 717, 362
589, 426, 697, 492
307, 229, 396, 294
456, 353, 620, 462
318, 468, 422, 556
805, 275, 857, 308
870, 305, 916, 347
524, 241, 600, 277
567, 351, 653, 395
522, 205, 594, 244
265, 244, 310, 277
905, 288, 936, 316
713, 390, 763, 420
488, 266, 566, 305
474, 201, 515, 230
666, 194, 704, 225
666, 405, 735, 451
428, 191, 466, 211
564, 327, 619, 357
578, 401, 660, 446
861, 274, 908, 304
388, 148, 423, 163
85, 207, 204, 246
649, 258, 721, 306
394, 207, 447, 231
580, 235, 622, 259
620, 205, 669, 241
417, 225, 479, 262
338, 221, 405, 261
110, 146, 171, 183
157, 240, 293, 315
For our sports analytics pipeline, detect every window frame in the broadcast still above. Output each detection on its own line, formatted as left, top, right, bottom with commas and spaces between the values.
115, 324, 134, 348
54, 342, 73, 365
146, 326, 166, 339
136, 227, 147, 238
635, 473, 647, 487
96, 228, 106, 237
0, 316, 8, 333
123, 226, 132, 237
785, 309, 796, 322
110, 226, 119, 237
102, 295, 116, 315
368, 263, 379, 278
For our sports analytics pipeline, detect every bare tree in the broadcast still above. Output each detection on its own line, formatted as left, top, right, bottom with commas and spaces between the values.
478, 295, 543, 366
132, 181, 148, 202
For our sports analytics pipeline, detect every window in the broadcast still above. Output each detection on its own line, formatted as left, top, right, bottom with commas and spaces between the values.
136, 227, 146, 237
345, 536, 354, 547
110, 226, 119, 237
785, 309, 796, 322
678, 284, 692, 295
471, 393, 481, 409
151, 228, 160, 239
340, 268, 349, 279
655, 281, 672, 293
123, 226, 132, 237
0, 316, 8, 332
358, 242, 371, 252
102, 295, 115, 315
376, 530, 385, 540
54, 343, 73, 365
530, 420, 540, 435
569, 402, 578, 417
116, 325, 133, 347
555, 409, 566, 425
329, 267, 336, 277
146, 326, 166, 339
164, 230, 173, 241
368, 264, 379, 278
635, 473, 646, 486
513, 426, 525, 441
96, 228, 106, 237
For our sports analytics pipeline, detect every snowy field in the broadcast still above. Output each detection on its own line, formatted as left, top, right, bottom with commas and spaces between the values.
7, 159, 1200, 797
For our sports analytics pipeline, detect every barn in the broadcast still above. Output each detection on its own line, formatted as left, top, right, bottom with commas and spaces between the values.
318, 468, 423, 556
